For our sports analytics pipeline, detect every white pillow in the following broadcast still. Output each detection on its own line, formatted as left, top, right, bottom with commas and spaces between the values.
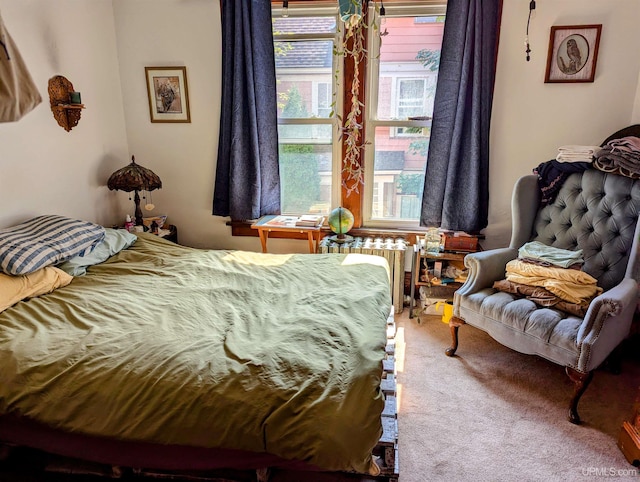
0, 215, 105, 275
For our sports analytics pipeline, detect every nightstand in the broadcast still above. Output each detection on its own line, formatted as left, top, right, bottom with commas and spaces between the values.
156, 224, 178, 244
117, 224, 178, 244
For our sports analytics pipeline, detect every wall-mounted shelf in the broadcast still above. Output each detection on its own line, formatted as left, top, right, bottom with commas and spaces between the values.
48, 75, 85, 132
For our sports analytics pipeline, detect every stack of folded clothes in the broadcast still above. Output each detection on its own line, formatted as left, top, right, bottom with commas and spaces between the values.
556, 145, 602, 163
594, 135, 640, 179
493, 241, 602, 316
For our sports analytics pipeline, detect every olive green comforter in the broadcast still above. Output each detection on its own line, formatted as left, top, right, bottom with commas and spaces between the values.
0, 234, 392, 474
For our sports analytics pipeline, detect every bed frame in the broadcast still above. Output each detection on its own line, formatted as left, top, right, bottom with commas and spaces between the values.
0, 312, 400, 482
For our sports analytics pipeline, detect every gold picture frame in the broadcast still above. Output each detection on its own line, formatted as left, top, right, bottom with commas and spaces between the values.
145, 66, 191, 123
544, 25, 602, 83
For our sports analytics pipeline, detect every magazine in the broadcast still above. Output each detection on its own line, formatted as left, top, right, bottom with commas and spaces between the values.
263, 215, 299, 227
295, 215, 324, 227
262, 215, 324, 228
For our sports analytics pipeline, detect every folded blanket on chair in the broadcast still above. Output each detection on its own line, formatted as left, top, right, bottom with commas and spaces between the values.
533, 160, 592, 205
556, 145, 602, 163
518, 241, 584, 268
594, 146, 640, 179
505, 259, 602, 305
593, 136, 640, 179
492, 279, 590, 317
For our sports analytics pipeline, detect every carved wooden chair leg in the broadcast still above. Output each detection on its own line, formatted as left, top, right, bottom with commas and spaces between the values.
445, 316, 466, 357
566, 366, 594, 424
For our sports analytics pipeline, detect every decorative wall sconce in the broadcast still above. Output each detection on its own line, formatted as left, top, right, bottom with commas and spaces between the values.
48, 75, 85, 132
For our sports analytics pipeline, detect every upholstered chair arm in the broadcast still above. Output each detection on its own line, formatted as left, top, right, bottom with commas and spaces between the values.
455, 247, 519, 297
509, 175, 539, 249
576, 278, 638, 372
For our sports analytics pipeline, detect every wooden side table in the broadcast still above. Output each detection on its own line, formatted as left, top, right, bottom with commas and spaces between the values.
120, 224, 178, 244
157, 224, 178, 244
251, 215, 323, 253
409, 243, 468, 318
618, 386, 640, 466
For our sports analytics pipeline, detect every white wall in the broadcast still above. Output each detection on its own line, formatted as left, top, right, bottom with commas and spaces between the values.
111, 0, 299, 252
487, 0, 640, 248
2, 0, 640, 252
112, 0, 233, 249
0, 0, 129, 229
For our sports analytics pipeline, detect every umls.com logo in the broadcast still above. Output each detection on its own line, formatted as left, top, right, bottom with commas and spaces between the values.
582, 467, 639, 477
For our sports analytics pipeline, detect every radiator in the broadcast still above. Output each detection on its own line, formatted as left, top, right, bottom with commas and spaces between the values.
318, 236, 407, 314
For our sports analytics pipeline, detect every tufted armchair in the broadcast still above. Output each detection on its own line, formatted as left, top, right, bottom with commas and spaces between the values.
448, 128, 640, 424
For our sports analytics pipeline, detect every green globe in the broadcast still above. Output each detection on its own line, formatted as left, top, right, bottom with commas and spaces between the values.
328, 207, 354, 236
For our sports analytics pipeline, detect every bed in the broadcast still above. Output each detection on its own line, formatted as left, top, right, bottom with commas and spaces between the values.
0, 218, 394, 480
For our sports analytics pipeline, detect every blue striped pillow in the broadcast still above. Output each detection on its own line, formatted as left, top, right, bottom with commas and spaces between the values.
0, 215, 106, 275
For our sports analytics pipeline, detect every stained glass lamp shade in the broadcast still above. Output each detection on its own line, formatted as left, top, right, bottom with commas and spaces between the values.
107, 155, 162, 226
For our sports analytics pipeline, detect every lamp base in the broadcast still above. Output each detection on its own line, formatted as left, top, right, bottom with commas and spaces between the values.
328, 234, 354, 244
134, 190, 144, 225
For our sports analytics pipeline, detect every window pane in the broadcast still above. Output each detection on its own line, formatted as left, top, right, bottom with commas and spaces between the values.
376, 16, 444, 121
371, 126, 428, 221
278, 125, 332, 216
398, 79, 426, 119
273, 17, 336, 36
275, 40, 334, 119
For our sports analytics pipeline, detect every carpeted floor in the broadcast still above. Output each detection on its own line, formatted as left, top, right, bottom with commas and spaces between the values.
397, 310, 640, 482
1, 309, 638, 482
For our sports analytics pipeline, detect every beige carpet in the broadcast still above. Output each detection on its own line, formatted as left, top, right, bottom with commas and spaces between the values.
396, 310, 640, 482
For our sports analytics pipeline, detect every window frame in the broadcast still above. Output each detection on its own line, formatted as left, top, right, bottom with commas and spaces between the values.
271, 1, 446, 228
272, 4, 343, 217
363, 3, 446, 228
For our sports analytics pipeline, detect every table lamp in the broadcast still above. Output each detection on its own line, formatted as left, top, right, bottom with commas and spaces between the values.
107, 155, 162, 226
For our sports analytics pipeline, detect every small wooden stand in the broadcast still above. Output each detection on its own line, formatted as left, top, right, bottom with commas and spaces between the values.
48, 75, 85, 132
618, 386, 640, 466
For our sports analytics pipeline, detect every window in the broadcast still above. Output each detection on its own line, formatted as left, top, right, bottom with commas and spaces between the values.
272, 11, 340, 216
364, 7, 445, 225
314, 82, 332, 118
271, 2, 445, 225
397, 78, 427, 120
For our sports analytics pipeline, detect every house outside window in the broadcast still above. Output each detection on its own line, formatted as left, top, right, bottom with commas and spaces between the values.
397, 78, 426, 120
314, 81, 332, 118
364, 6, 445, 225
272, 2, 445, 225
273, 12, 340, 216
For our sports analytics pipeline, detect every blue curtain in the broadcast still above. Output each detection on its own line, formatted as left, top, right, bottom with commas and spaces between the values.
213, 0, 280, 220
420, 0, 502, 233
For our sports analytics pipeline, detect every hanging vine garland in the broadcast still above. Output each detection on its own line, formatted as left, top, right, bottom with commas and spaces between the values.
335, 0, 381, 197
341, 15, 366, 196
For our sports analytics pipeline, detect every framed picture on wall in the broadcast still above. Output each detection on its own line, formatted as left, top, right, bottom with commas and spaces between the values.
145, 66, 191, 123
544, 25, 602, 83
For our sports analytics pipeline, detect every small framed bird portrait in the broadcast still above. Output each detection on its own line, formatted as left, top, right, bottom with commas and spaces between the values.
544, 25, 602, 83
145, 66, 191, 123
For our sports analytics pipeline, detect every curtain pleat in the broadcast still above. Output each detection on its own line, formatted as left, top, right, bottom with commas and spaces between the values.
420, 0, 502, 233
213, 0, 280, 220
